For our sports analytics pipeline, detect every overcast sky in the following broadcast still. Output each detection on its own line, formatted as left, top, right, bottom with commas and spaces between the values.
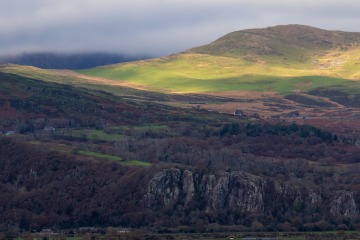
1, 0, 360, 57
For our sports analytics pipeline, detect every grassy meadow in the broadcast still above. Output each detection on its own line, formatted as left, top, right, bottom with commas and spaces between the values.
2, 48, 360, 97
78, 52, 360, 95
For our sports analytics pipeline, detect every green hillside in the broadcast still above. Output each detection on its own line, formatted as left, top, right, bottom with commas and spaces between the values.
79, 25, 360, 95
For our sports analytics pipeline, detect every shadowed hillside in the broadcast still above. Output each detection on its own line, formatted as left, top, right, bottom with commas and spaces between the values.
0, 52, 151, 69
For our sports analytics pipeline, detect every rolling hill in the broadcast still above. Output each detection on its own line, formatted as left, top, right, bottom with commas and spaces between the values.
79, 24, 360, 96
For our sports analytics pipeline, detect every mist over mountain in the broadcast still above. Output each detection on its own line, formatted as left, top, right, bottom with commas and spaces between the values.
0, 52, 152, 69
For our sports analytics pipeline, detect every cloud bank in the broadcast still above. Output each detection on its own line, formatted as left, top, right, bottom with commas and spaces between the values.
1, 0, 360, 56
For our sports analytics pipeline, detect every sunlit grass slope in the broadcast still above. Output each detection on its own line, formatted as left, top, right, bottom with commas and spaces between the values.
79, 52, 360, 95
0, 64, 169, 99
78, 25, 360, 94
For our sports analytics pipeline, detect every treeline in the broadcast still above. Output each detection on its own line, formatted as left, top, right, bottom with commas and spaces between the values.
98, 121, 359, 167
220, 122, 337, 143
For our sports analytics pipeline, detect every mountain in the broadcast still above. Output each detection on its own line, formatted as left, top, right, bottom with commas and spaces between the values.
0, 52, 151, 69
79, 25, 360, 96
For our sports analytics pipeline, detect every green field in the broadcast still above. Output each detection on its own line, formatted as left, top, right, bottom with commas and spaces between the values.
77, 150, 151, 166
77, 150, 123, 161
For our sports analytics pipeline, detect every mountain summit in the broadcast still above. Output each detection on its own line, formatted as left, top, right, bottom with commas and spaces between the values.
189, 24, 360, 63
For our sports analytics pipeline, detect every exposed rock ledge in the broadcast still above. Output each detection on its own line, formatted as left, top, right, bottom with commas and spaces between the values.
144, 168, 358, 219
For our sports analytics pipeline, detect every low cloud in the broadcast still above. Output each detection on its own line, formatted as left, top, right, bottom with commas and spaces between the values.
1, 0, 360, 56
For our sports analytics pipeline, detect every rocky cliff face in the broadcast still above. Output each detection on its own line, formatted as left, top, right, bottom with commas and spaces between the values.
144, 168, 358, 223
201, 171, 265, 214
145, 169, 266, 214
330, 190, 358, 217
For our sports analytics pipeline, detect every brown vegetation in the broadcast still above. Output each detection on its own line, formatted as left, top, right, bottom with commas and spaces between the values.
0, 71, 360, 234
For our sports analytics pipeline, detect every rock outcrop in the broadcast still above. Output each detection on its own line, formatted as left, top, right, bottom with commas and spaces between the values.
144, 168, 358, 222
330, 190, 358, 217
201, 171, 265, 214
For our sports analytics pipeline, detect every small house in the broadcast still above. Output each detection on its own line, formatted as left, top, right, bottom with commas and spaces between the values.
44, 126, 56, 131
234, 109, 246, 117
117, 227, 130, 234
5, 130, 14, 136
